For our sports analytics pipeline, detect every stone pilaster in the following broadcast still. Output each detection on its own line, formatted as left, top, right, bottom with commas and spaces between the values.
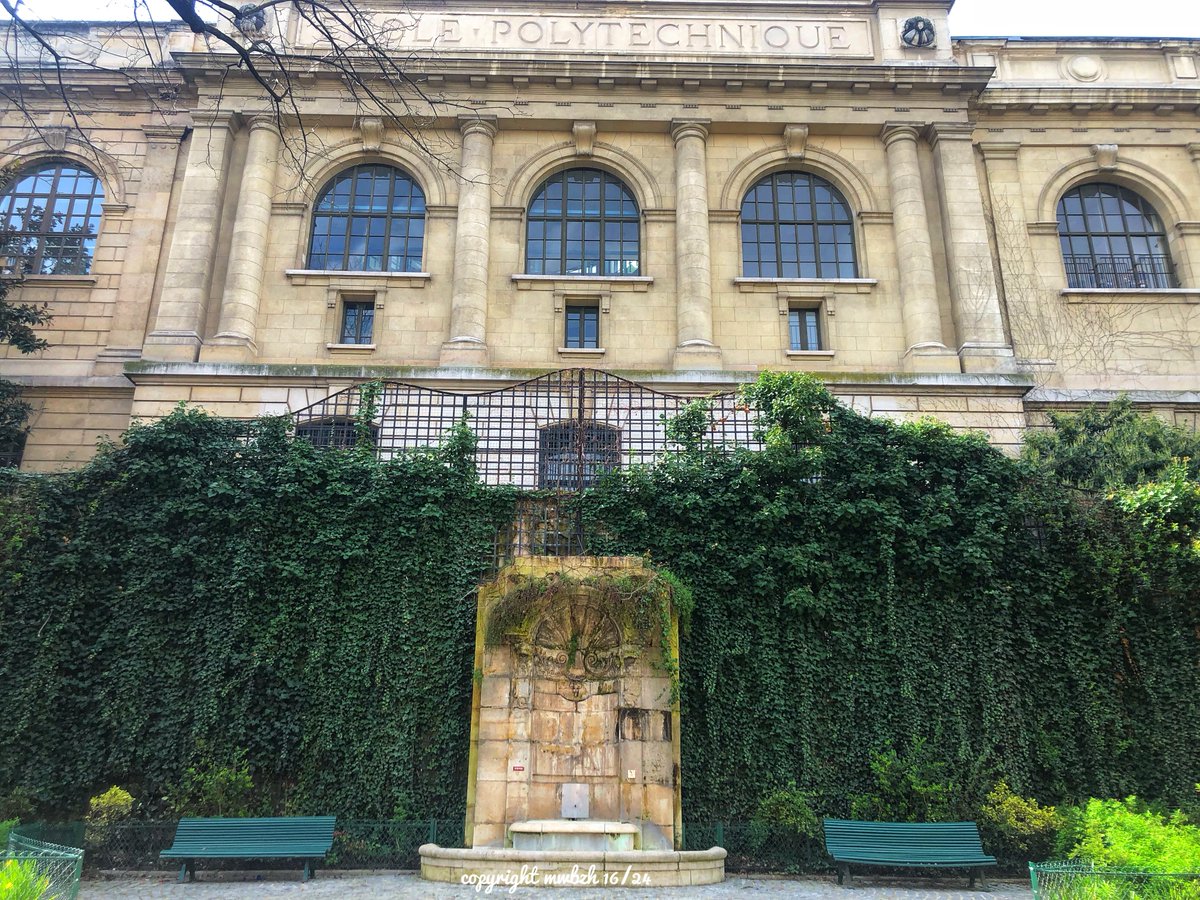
441, 116, 497, 367
979, 142, 1048, 367
143, 112, 236, 361
95, 125, 186, 371
1179, 143, 1200, 287
202, 116, 281, 362
929, 125, 1014, 372
881, 124, 958, 372
670, 119, 722, 370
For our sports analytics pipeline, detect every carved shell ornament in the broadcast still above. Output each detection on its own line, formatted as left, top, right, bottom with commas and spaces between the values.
901, 16, 936, 48
532, 600, 623, 681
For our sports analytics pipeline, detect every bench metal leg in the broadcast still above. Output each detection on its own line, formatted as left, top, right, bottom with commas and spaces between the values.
837, 863, 851, 886
972, 868, 990, 891
178, 861, 195, 883
303, 861, 312, 883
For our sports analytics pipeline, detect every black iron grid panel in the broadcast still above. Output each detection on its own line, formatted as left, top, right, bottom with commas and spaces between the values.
289, 368, 762, 490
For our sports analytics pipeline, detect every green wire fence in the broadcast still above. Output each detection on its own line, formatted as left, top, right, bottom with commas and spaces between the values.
1030, 861, 1200, 899
4, 830, 84, 900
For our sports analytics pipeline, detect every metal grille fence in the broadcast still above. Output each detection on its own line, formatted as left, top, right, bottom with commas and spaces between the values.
4, 830, 84, 900
1030, 862, 1200, 899
1062, 253, 1176, 290
291, 368, 761, 491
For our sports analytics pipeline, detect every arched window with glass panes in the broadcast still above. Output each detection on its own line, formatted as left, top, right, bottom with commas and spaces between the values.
1056, 183, 1177, 289
0, 161, 105, 275
741, 171, 857, 279
525, 168, 640, 277
307, 164, 425, 272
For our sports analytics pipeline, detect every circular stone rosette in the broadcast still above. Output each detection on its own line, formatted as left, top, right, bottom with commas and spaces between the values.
901, 16, 936, 48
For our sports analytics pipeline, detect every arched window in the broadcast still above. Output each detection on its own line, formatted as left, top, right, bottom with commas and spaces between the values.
538, 421, 621, 490
526, 168, 640, 277
295, 418, 377, 449
308, 164, 425, 272
1057, 183, 1177, 289
0, 161, 105, 275
741, 172, 857, 279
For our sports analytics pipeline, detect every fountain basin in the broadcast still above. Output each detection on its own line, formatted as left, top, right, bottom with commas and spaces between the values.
419, 844, 727, 888
510, 819, 639, 852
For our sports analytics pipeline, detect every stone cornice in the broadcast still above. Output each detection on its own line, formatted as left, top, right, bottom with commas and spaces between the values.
978, 85, 1200, 114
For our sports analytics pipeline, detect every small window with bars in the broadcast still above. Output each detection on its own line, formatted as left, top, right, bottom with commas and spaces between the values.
295, 418, 378, 449
564, 304, 600, 349
340, 299, 375, 345
538, 421, 621, 491
788, 307, 823, 351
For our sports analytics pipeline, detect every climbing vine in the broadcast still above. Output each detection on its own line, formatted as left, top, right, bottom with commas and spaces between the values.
1, 375, 1197, 831
584, 376, 1200, 821
0, 407, 515, 820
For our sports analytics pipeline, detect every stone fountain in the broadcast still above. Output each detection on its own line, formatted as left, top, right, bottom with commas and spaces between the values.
419, 556, 726, 887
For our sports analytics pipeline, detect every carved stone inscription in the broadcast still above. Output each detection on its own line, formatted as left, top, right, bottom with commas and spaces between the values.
335, 14, 874, 57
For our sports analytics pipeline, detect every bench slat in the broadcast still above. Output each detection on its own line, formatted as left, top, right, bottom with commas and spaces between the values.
822, 817, 997, 878
160, 816, 337, 873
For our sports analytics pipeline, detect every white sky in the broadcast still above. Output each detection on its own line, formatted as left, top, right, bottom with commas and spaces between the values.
8, 0, 1200, 39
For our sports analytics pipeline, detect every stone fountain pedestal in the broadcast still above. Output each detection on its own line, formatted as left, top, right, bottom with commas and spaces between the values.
419, 556, 726, 887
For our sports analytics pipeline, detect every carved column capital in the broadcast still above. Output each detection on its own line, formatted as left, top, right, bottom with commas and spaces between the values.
459, 115, 498, 140
670, 119, 710, 144
881, 123, 922, 147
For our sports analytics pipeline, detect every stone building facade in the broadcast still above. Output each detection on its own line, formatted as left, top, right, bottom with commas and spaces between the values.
1, 0, 1199, 470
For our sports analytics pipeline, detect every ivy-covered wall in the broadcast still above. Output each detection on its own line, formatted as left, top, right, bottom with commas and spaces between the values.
584, 380, 1200, 821
0, 410, 514, 819
2, 381, 1197, 826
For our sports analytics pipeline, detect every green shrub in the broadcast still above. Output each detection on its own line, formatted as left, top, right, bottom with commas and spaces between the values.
0, 858, 50, 900
85, 786, 133, 826
0, 791, 32, 824
0, 819, 15, 849
753, 783, 821, 838
849, 740, 959, 823
978, 781, 1062, 866
1060, 797, 1200, 872
166, 748, 257, 818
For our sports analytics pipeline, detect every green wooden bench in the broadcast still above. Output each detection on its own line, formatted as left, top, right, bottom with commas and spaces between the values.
160, 816, 336, 883
822, 818, 997, 888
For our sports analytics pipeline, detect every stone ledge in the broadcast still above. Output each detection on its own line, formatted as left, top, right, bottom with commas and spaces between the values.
512, 275, 653, 292
1061, 288, 1200, 304
419, 843, 726, 887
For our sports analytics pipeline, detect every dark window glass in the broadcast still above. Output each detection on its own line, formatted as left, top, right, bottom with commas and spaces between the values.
564, 304, 600, 348
340, 300, 375, 344
308, 165, 425, 272
295, 418, 377, 449
1056, 183, 1176, 289
0, 161, 104, 275
789, 308, 822, 351
740, 172, 857, 279
526, 169, 639, 276
538, 422, 621, 490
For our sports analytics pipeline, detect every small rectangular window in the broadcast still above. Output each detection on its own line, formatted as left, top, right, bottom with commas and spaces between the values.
340, 300, 375, 344
789, 308, 822, 351
564, 304, 600, 349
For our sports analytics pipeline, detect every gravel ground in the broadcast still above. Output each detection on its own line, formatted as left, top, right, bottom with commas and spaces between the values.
81, 871, 1034, 899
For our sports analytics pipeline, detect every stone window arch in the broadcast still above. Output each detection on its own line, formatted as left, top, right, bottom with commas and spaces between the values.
525, 168, 640, 277
740, 171, 858, 279
0, 160, 105, 275
307, 164, 426, 272
1056, 182, 1177, 289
